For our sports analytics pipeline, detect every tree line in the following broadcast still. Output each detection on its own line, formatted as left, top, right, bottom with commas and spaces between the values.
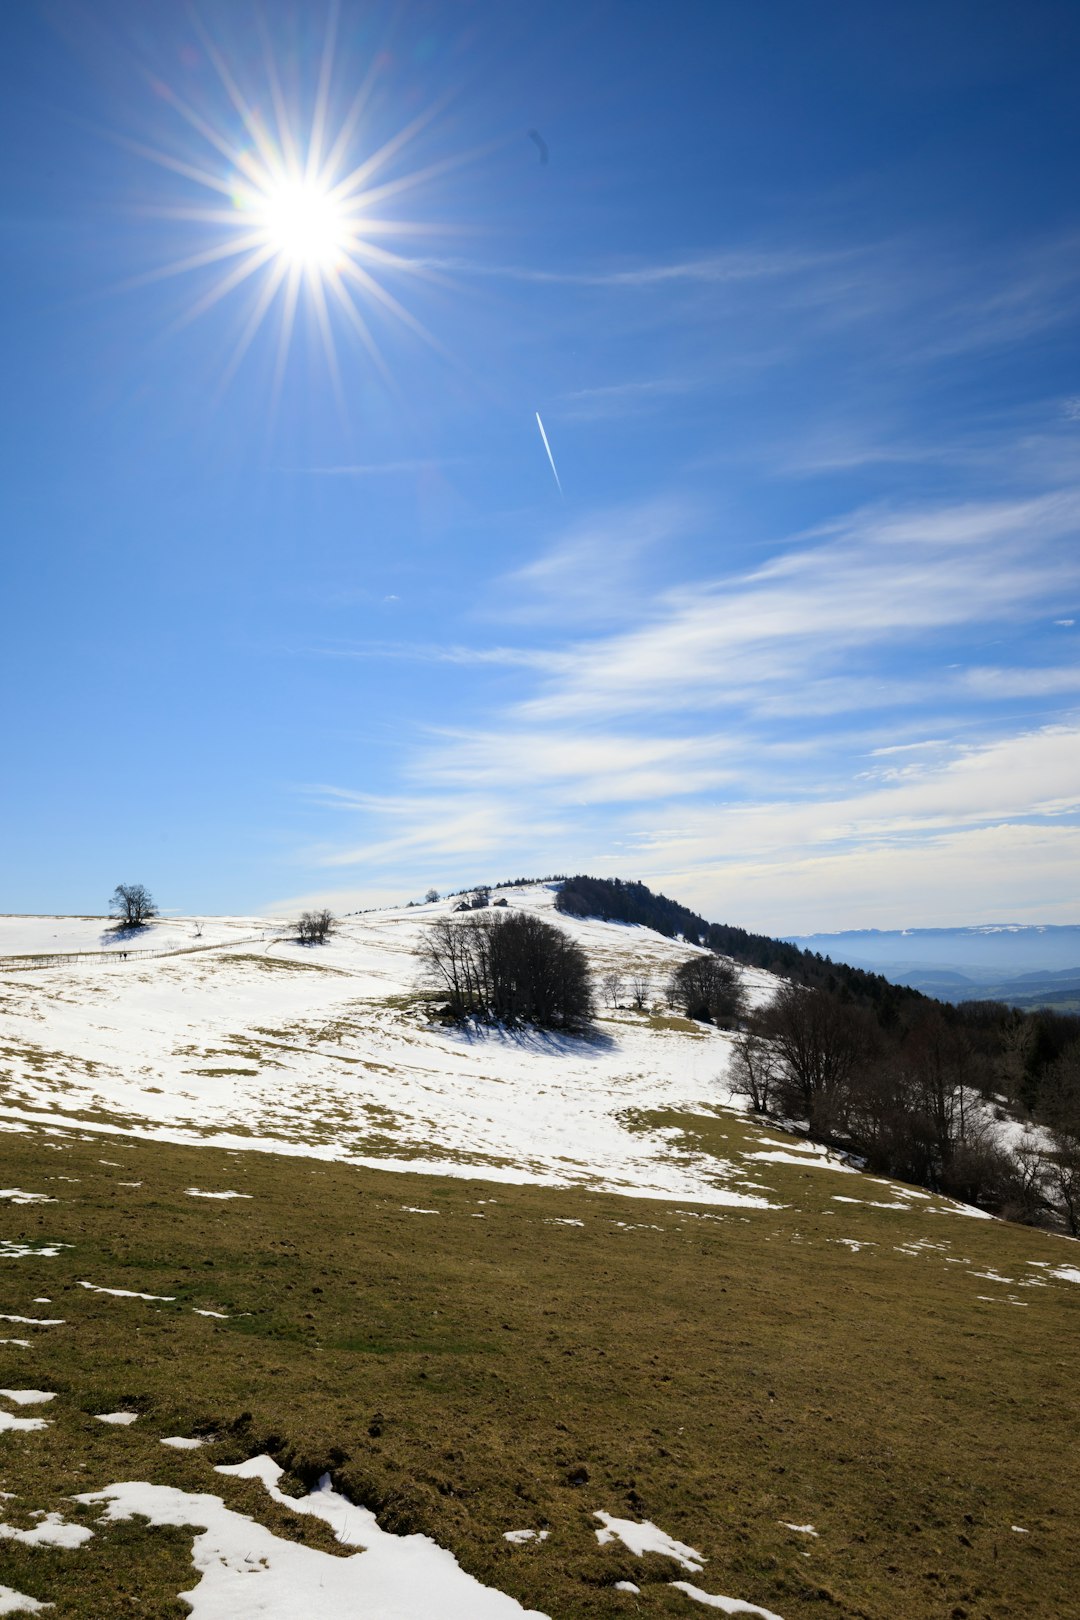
555, 874, 1080, 1233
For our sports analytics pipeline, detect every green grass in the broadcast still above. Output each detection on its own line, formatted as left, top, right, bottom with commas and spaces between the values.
0, 1122, 1077, 1618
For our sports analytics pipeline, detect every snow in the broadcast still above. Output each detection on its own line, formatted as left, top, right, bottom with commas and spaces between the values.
0, 887, 785, 1211
161, 1437, 209, 1450
401, 1207, 439, 1216
78, 1281, 175, 1301
0, 1586, 50, 1615
779, 1522, 817, 1536
746, 1151, 855, 1173
0, 1315, 64, 1327
184, 1189, 251, 1200
0, 1243, 69, 1260
503, 1529, 549, 1544
0, 1412, 49, 1434
192, 1309, 229, 1319
0, 1513, 93, 1550
0, 1191, 54, 1205
593, 1511, 704, 1572
0, 1391, 55, 1406
1011, 1526, 1030, 1534
77, 1454, 550, 1619
95, 1412, 139, 1426
614, 1582, 640, 1594
669, 1583, 785, 1619
1048, 1265, 1080, 1284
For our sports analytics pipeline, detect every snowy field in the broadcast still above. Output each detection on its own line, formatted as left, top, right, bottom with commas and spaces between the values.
0, 885, 824, 1210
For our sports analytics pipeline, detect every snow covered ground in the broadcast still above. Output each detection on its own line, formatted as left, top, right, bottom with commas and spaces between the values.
0, 885, 801, 1207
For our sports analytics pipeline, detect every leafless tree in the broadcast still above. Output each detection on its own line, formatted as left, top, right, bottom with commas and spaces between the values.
424, 888, 440, 904
728, 1025, 780, 1114
109, 884, 158, 928
629, 971, 651, 1011
601, 969, 624, 1009
297, 908, 335, 944
759, 982, 874, 1139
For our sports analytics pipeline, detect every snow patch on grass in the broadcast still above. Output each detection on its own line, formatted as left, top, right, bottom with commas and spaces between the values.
77, 1454, 550, 1618
593, 1511, 703, 1572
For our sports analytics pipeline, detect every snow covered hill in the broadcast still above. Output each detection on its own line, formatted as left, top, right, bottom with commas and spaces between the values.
0, 883, 851, 1209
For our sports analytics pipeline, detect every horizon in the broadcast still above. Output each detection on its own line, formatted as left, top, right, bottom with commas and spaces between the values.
3, 1, 1079, 934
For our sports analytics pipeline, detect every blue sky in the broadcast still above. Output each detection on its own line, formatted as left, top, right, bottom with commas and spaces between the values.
2, 0, 1079, 930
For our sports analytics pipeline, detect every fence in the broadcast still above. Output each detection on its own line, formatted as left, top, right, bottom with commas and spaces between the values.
0, 934, 280, 973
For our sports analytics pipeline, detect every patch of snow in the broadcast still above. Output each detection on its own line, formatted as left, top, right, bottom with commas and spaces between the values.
503, 1529, 549, 1544
0, 1391, 55, 1406
0, 1314, 64, 1327
1011, 1526, 1029, 1534
669, 1583, 784, 1619
831, 1197, 908, 1210
95, 1412, 139, 1426
826, 1239, 875, 1253
192, 1309, 229, 1319
78, 1281, 174, 1301
77, 1455, 549, 1618
0, 1190, 54, 1205
0, 1412, 49, 1434
745, 1151, 855, 1172
161, 1436, 210, 1450
614, 1582, 640, 1594
594, 1511, 703, 1572
0, 1513, 93, 1549
779, 1522, 817, 1536
546, 1218, 585, 1227
0, 1341, 31, 1350
0, 1243, 68, 1261
401, 1207, 439, 1216
184, 1189, 251, 1200
0, 1585, 51, 1615
1047, 1265, 1080, 1284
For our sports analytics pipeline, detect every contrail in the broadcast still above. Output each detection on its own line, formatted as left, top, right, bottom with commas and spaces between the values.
535, 411, 563, 494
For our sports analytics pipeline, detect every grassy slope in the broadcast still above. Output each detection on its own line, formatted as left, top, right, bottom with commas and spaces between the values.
0, 1114, 1077, 1619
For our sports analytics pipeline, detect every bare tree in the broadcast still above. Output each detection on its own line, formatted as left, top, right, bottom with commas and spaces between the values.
424, 888, 440, 904
629, 971, 651, 1011
297, 909, 335, 945
759, 982, 873, 1139
601, 969, 624, 1009
110, 884, 158, 928
728, 1025, 780, 1114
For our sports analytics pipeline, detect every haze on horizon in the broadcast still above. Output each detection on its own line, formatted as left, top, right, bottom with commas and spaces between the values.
2, 0, 1079, 936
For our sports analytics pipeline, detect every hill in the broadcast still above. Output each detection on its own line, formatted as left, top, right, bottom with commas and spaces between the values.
0, 883, 1077, 1619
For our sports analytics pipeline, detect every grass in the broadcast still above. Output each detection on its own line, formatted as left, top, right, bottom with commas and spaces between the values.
0, 1120, 1077, 1618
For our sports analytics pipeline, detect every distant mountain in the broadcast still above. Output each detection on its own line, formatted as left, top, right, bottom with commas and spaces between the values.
783, 925, 1080, 1008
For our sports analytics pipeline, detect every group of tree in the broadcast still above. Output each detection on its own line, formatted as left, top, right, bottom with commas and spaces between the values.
555, 873, 918, 1024
725, 982, 1080, 1232
297, 909, 335, 944
419, 909, 593, 1031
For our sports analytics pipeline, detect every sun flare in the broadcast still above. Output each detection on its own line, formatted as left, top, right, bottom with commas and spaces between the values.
128, 13, 451, 398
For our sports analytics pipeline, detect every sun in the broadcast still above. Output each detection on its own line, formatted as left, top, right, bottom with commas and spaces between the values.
126, 11, 452, 398
249, 175, 349, 273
